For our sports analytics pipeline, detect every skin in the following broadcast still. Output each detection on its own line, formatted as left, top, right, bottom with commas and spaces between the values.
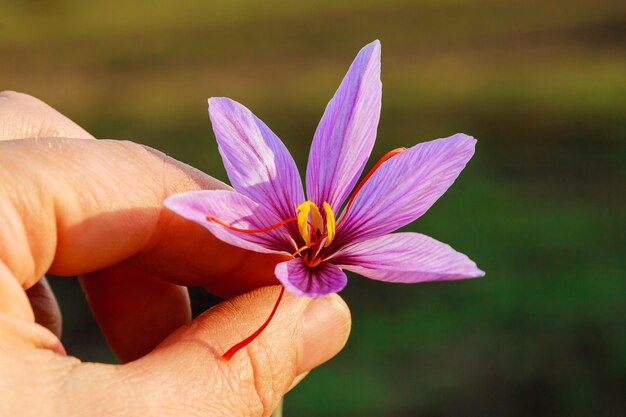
0, 91, 351, 417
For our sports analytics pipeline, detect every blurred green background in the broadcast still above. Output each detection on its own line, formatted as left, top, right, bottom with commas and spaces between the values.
1, 0, 625, 416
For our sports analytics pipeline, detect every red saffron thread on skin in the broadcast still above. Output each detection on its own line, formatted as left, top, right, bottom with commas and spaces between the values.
338, 147, 406, 225
207, 215, 297, 233
221, 286, 286, 361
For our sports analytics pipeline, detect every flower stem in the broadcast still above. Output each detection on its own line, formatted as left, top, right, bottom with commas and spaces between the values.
271, 398, 284, 417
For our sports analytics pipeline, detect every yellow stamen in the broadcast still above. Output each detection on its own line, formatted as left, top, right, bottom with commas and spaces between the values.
296, 201, 324, 245
322, 202, 336, 247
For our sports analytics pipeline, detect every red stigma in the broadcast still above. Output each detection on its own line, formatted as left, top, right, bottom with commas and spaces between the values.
221, 286, 286, 361
207, 216, 297, 233
339, 147, 406, 225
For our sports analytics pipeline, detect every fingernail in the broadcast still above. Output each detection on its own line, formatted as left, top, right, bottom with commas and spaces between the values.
299, 294, 351, 373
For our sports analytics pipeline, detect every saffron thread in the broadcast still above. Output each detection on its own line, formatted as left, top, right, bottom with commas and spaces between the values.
292, 242, 316, 257
338, 147, 406, 225
221, 286, 286, 361
207, 215, 297, 233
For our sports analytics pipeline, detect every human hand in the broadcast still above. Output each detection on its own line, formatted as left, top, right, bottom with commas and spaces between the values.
0, 91, 351, 417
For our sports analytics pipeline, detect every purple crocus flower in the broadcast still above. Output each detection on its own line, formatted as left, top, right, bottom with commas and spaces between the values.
165, 40, 484, 299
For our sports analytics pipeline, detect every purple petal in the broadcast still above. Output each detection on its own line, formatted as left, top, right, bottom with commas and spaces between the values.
164, 190, 292, 255
333, 232, 484, 283
275, 258, 347, 297
306, 40, 382, 212
336, 134, 477, 246
209, 97, 304, 221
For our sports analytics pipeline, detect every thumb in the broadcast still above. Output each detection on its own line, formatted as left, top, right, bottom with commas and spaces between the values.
122, 286, 351, 417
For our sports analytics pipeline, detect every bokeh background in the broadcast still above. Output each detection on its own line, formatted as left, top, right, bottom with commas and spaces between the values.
1, 0, 625, 416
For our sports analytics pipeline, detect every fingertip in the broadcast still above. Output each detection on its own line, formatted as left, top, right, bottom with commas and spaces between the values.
299, 293, 351, 373
123, 286, 351, 416
25, 277, 62, 339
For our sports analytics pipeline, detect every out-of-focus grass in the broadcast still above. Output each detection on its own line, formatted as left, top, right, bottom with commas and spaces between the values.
1, 1, 624, 416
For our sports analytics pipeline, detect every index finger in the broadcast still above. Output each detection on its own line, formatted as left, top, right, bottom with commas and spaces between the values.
0, 91, 93, 140
0, 137, 284, 296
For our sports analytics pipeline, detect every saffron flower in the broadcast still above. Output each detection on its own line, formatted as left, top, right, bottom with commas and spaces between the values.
165, 40, 484, 300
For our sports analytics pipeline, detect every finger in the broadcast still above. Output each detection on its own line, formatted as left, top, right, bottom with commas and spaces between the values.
80, 265, 191, 363
0, 91, 93, 140
0, 137, 285, 296
0, 91, 198, 357
287, 371, 309, 393
80, 222, 279, 360
0, 264, 65, 354
0, 286, 350, 416
119, 286, 351, 417
0, 91, 93, 336
24, 277, 62, 338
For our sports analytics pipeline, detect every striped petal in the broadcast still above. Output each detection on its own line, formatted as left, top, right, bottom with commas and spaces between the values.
209, 97, 304, 221
275, 258, 347, 297
164, 190, 292, 255
333, 232, 484, 283
306, 40, 382, 212
335, 134, 477, 246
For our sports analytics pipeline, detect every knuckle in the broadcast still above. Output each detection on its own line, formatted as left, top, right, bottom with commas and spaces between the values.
0, 90, 35, 106
223, 342, 293, 417
0, 90, 20, 101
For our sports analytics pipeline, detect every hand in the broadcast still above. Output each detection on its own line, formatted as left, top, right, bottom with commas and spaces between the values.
0, 91, 351, 417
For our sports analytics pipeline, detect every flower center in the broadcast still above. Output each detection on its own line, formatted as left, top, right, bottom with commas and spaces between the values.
295, 200, 336, 248
206, 147, 406, 260
205, 147, 406, 361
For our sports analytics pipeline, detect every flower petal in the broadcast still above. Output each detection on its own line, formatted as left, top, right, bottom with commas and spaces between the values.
336, 134, 476, 245
209, 97, 305, 220
306, 40, 382, 211
333, 232, 484, 283
164, 190, 292, 255
275, 258, 347, 297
